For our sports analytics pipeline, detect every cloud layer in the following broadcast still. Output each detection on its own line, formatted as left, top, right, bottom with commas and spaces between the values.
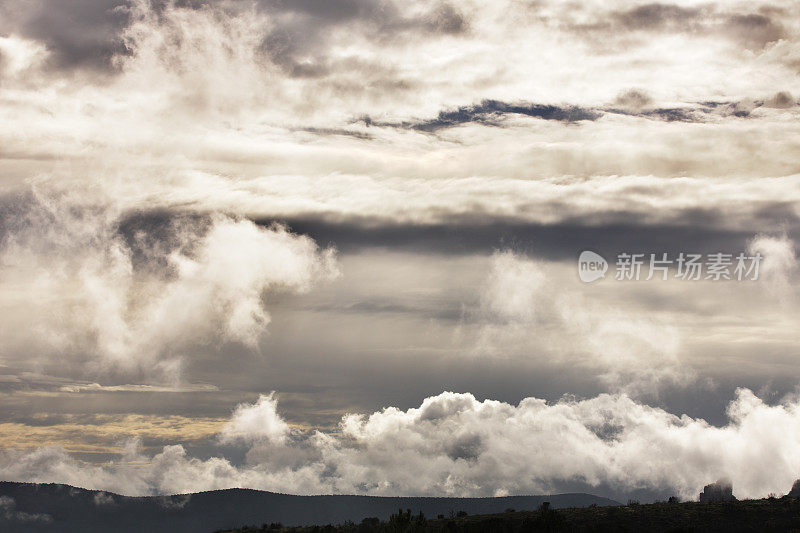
2, 389, 800, 501
1, 0, 800, 505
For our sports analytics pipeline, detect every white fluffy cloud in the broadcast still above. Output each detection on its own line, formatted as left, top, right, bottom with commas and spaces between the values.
468, 251, 687, 394
220, 393, 290, 445
748, 233, 798, 299
0, 188, 339, 380
2, 389, 800, 500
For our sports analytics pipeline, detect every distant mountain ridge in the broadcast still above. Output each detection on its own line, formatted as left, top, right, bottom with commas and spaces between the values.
0, 481, 620, 532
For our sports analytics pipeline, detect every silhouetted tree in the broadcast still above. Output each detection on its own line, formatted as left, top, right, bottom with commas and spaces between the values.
388, 508, 412, 532
521, 501, 566, 532
358, 516, 380, 533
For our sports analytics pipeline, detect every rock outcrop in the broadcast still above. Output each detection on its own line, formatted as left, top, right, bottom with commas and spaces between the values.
699, 480, 736, 502
788, 479, 800, 497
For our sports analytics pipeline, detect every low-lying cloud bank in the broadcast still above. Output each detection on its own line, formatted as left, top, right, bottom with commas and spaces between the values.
1, 389, 799, 501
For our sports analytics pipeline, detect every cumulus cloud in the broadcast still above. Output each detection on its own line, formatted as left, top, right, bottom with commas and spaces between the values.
2, 389, 800, 500
0, 188, 339, 380
748, 233, 798, 299
220, 393, 290, 445
468, 251, 687, 394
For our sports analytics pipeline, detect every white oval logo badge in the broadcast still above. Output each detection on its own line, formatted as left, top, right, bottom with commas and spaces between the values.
578, 251, 608, 283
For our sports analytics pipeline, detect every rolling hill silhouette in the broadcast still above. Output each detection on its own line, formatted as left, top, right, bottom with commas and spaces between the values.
0, 481, 619, 532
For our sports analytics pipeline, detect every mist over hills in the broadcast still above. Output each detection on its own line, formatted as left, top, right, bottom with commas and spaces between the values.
0, 482, 619, 532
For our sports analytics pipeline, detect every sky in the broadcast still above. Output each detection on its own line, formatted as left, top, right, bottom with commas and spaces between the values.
0, 0, 800, 503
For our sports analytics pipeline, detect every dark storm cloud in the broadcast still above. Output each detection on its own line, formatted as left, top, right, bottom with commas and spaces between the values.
0, 0, 467, 76
564, 2, 788, 51
362, 99, 602, 131
0, 193, 210, 280
410, 100, 602, 131
254, 0, 467, 78
605, 105, 700, 122
8, 194, 795, 271
115, 209, 215, 278
138, 0, 466, 80
94, 199, 800, 262
0, 0, 131, 70
359, 95, 793, 133
269, 213, 796, 259
255, 0, 467, 33
294, 127, 374, 140
724, 12, 786, 49
613, 3, 705, 31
